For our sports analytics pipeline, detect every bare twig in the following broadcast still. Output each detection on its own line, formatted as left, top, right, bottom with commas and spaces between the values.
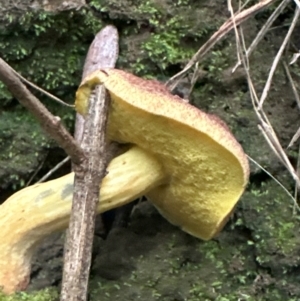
60, 86, 110, 301
283, 61, 300, 110
258, 7, 300, 109
248, 59, 300, 188
26, 154, 48, 186
233, 0, 289, 72
166, 0, 277, 91
248, 155, 300, 210
294, 143, 300, 213
60, 26, 119, 301
37, 156, 70, 183
0, 58, 84, 165
294, 0, 300, 9
230, 1, 300, 201
288, 127, 300, 148
290, 51, 300, 64
1, 59, 73, 107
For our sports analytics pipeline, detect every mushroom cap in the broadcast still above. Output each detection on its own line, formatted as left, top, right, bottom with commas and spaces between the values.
76, 69, 249, 240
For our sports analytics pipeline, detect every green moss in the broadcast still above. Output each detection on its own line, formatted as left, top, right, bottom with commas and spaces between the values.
0, 9, 103, 106
0, 288, 58, 301
0, 8, 103, 189
82, 178, 300, 300
132, 1, 223, 76
241, 181, 300, 270
88, 0, 223, 77
0, 110, 52, 190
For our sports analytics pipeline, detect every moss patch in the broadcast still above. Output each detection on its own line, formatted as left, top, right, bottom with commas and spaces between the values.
0, 110, 51, 190
0, 288, 58, 301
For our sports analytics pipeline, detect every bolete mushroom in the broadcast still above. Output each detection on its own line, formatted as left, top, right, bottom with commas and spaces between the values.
76, 69, 249, 239
0, 69, 249, 294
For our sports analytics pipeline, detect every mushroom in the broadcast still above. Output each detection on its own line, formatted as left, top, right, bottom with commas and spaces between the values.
0, 146, 165, 294
76, 69, 249, 239
0, 69, 249, 294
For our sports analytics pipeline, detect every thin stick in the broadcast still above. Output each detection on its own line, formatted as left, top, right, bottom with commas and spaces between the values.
258, 7, 300, 109
26, 154, 48, 186
37, 156, 70, 183
0, 58, 84, 165
60, 26, 119, 301
283, 61, 300, 110
60, 85, 110, 301
284, 61, 300, 147
233, 0, 289, 72
294, 143, 300, 213
36, 27, 120, 182
247, 155, 300, 211
288, 126, 300, 148
233, 5, 300, 191
166, 0, 277, 91
294, 0, 300, 9
1, 59, 73, 107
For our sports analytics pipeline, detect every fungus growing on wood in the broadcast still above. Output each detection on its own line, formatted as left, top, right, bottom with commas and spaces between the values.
0, 69, 249, 294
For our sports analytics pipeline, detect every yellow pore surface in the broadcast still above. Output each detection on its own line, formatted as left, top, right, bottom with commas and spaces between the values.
76, 69, 249, 240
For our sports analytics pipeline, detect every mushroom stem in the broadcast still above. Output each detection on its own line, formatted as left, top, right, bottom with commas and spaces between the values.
0, 146, 165, 294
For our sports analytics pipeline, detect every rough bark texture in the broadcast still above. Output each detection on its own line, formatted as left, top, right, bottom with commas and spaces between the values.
61, 85, 109, 301
75, 25, 119, 144
61, 26, 119, 301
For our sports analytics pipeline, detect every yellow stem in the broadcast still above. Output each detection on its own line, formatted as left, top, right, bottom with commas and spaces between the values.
0, 146, 165, 294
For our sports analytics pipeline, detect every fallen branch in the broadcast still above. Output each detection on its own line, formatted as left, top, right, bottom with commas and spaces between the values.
60, 25, 119, 301
60, 85, 110, 301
